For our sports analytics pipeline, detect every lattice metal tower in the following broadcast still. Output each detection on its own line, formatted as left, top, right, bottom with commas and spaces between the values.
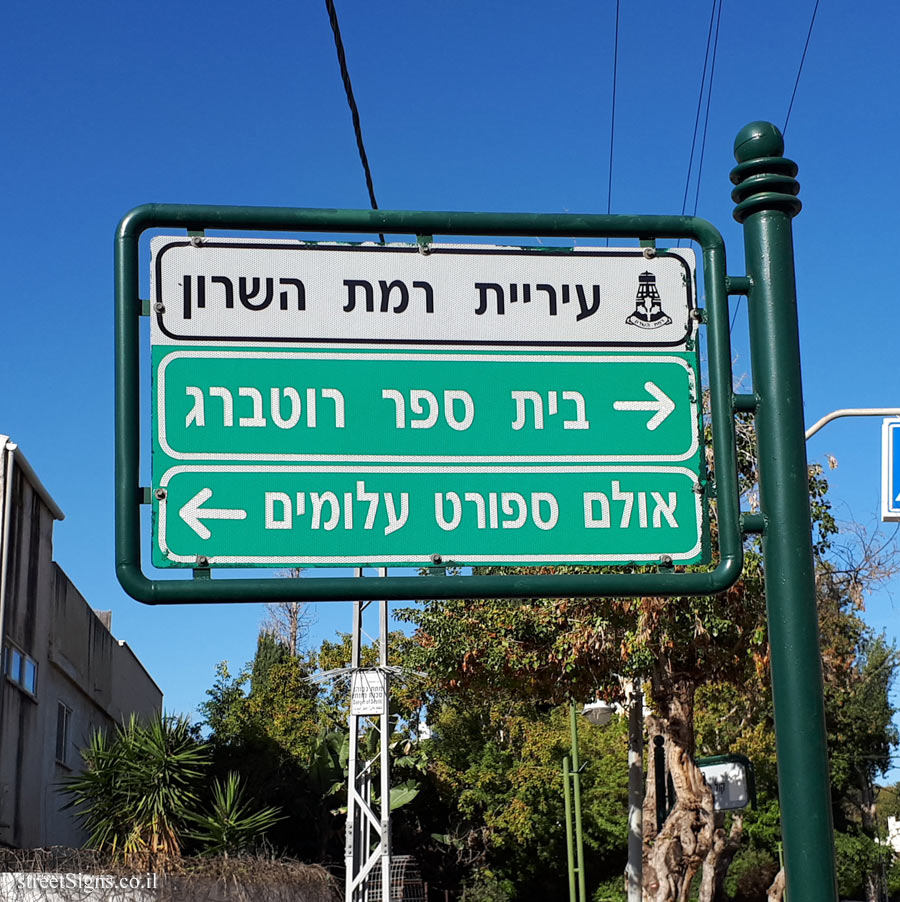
345, 569, 392, 902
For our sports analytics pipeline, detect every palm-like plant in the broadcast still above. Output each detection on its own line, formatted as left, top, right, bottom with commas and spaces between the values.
61, 713, 207, 867
188, 771, 284, 856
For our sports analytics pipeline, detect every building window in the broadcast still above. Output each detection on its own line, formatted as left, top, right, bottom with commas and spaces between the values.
23, 658, 37, 694
56, 702, 71, 765
9, 648, 22, 682
3, 643, 38, 696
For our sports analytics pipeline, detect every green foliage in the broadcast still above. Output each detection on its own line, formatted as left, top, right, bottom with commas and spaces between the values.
198, 628, 432, 862
459, 868, 516, 902
723, 848, 779, 902
418, 696, 627, 896
888, 855, 900, 902
307, 727, 348, 801
251, 631, 289, 695
879, 782, 900, 821
833, 829, 884, 900
62, 713, 286, 865
61, 713, 207, 866
591, 875, 627, 902
826, 633, 898, 809
187, 771, 284, 856
390, 779, 421, 810
198, 643, 335, 860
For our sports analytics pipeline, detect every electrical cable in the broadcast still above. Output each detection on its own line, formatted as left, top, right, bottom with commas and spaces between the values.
689, 0, 722, 221
784, 0, 821, 137
604, 0, 620, 247
731, 0, 819, 332
680, 0, 719, 221
606, 0, 620, 219
324, 0, 385, 243
675, 0, 719, 250
730, 296, 743, 334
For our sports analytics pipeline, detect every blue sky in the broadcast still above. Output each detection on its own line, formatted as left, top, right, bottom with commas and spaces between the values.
2, 2, 898, 779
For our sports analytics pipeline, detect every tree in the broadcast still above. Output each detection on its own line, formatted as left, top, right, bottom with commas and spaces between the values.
260, 568, 311, 656
406, 694, 629, 898
62, 713, 207, 867
59, 712, 283, 868
199, 641, 327, 859
187, 771, 284, 856
199, 627, 431, 862
398, 416, 898, 900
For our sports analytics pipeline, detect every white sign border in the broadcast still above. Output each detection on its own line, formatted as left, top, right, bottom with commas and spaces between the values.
881, 417, 900, 522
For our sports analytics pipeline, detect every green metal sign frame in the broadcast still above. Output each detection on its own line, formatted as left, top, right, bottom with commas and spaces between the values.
117, 206, 745, 604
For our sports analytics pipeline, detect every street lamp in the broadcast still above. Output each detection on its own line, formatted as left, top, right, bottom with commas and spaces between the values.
582, 699, 616, 726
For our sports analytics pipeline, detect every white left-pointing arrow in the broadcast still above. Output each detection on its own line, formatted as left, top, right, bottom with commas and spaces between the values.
178, 488, 247, 540
613, 381, 676, 431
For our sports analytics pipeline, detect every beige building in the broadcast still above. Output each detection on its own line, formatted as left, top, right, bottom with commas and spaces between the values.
0, 435, 162, 848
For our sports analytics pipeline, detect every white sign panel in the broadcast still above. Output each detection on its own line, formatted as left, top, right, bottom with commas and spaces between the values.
698, 761, 751, 811
150, 238, 696, 348
350, 670, 385, 716
882, 418, 900, 522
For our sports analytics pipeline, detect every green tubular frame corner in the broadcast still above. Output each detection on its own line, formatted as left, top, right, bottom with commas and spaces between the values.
115, 205, 742, 604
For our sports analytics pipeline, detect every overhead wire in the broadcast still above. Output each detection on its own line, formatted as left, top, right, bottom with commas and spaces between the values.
689, 0, 723, 222
784, 0, 821, 137
676, 1, 719, 253
605, 0, 620, 248
731, 0, 820, 333
324, 0, 385, 244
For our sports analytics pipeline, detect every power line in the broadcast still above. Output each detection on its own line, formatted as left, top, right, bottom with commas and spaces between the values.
676, 0, 719, 251
679, 0, 719, 219
606, 0, 620, 219
324, 0, 384, 243
784, 0, 821, 137
730, 287, 746, 333
689, 0, 723, 220
732, 0, 819, 333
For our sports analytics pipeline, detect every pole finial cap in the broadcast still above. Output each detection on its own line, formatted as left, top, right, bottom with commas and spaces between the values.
733, 121, 785, 163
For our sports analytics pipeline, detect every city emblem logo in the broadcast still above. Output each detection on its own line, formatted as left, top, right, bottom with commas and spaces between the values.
625, 271, 672, 330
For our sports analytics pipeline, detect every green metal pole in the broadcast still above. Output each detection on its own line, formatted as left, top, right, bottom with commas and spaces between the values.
569, 703, 587, 902
732, 121, 837, 902
563, 756, 577, 902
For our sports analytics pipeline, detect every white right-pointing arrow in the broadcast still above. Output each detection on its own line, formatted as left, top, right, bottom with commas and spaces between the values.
178, 487, 247, 540
613, 381, 676, 431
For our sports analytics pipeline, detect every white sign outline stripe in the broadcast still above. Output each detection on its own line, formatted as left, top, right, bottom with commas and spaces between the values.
881, 418, 900, 521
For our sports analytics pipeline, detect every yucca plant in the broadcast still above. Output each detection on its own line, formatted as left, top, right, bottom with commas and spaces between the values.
188, 771, 284, 856
61, 713, 208, 867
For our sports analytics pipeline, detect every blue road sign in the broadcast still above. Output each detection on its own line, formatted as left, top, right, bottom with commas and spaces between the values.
881, 418, 900, 521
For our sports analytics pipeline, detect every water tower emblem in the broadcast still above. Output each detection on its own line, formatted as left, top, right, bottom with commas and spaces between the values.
625, 271, 672, 330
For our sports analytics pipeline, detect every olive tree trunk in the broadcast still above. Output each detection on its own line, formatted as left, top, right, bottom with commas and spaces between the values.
642, 673, 716, 902
698, 812, 743, 902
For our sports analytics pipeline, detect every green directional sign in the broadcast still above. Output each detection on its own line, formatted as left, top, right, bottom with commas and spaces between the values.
149, 239, 706, 568
153, 349, 699, 463
153, 466, 702, 567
